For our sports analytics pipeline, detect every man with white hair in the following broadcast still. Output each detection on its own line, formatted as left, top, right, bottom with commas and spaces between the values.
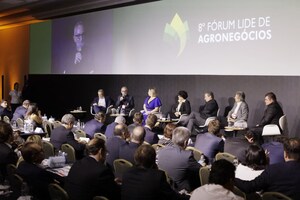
105, 115, 126, 139
50, 114, 86, 159
157, 127, 201, 192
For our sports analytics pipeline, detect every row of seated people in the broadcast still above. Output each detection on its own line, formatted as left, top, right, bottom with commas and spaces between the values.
1, 117, 300, 200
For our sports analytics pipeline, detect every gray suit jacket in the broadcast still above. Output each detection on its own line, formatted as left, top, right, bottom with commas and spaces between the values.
228, 101, 249, 121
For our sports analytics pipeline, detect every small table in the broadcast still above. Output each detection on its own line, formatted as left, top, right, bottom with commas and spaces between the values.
157, 119, 179, 123
224, 126, 247, 137
70, 110, 87, 121
19, 131, 47, 140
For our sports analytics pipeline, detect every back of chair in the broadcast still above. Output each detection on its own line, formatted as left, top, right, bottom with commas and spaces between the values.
42, 141, 55, 159
94, 133, 107, 142
152, 143, 165, 151
11, 174, 24, 198
232, 186, 246, 199
186, 146, 203, 161
53, 121, 62, 129
61, 144, 76, 163
6, 164, 17, 185
93, 196, 109, 200
199, 166, 210, 186
3, 116, 10, 124
43, 121, 53, 137
48, 183, 69, 200
16, 118, 24, 128
74, 129, 86, 138
16, 157, 24, 167
262, 125, 281, 136
113, 159, 133, 180
215, 152, 237, 164
262, 192, 292, 200
279, 115, 288, 135
90, 105, 96, 116
128, 108, 136, 117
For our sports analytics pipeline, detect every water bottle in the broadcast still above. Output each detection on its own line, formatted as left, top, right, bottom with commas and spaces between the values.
167, 114, 170, 120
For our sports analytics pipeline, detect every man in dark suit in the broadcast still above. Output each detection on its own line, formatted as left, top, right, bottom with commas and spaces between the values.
0, 121, 18, 183
12, 100, 30, 121
50, 114, 86, 159
106, 124, 130, 168
185, 91, 219, 133
251, 92, 284, 142
92, 89, 114, 114
105, 115, 126, 139
144, 114, 159, 145
119, 126, 145, 164
66, 138, 120, 200
194, 120, 224, 164
115, 86, 134, 115
122, 144, 189, 200
158, 127, 201, 192
83, 112, 106, 138
235, 138, 300, 199
17, 142, 56, 200
0, 100, 13, 119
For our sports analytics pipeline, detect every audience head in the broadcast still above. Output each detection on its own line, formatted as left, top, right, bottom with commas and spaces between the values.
204, 91, 214, 102
235, 91, 245, 102
264, 92, 277, 105
94, 112, 105, 123
21, 142, 44, 164
148, 87, 157, 97
114, 124, 129, 139
146, 114, 157, 129
120, 86, 128, 96
178, 90, 188, 100
163, 123, 176, 139
13, 82, 19, 90
86, 138, 106, 162
245, 144, 267, 170
134, 144, 156, 169
26, 103, 39, 116
131, 126, 146, 144
26, 135, 42, 147
283, 138, 300, 161
0, 100, 8, 108
115, 115, 126, 124
97, 89, 104, 98
22, 100, 30, 108
0, 121, 13, 143
61, 114, 75, 129
209, 159, 236, 191
172, 127, 190, 149
208, 120, 221, 136
133, 112, 143, 125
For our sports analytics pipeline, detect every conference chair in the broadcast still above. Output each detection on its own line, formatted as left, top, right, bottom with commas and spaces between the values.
43, 121, 53, 137
42, 141, 55, 159
262, 115, 287, 137
16, 118, 24, 128
11, 174, 24, 198
262, 192, 292, 200
199, 166, 211, 186
61, 144, 76, 163
74, 129, 86, 138
197, 108, 220, 133
215, 152, 238, 165
48, 183, 69, 200
3, 116, 10, 124
90, 105, 115, 116
16, 157, 24, 167
94, 133, 107, 142
186, 146, 203, 161
93, 196, 109, 200
113, 159, 133, 180
173, 114, 188, 125
6, 164, 17, 185
152, 143, 165, 151
52, 121, 62, 129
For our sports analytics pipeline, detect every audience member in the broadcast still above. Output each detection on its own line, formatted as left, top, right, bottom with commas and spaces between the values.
144, 114, 159, 145
251, 92, 284, 143
24, 103, 43, 129
50, 114, 86, 159
262, 136, 287, 164
227, 91, 249, 126
122, 144, 189, 200
158, 127, 201, 192
235, 144, 267, 181
66, 138, 120, 200
26, 135, 43, 147
17, 142, 56, 200
170, 90, 191, 125
158, 123, 176, 146
194, 120, 224, 164
9, 82, 22, 113
235, 137, 300, 199
142, 87, 162, 122
119, 126, 145, 164
105, 115, 126, 139
0, 100, 13, 119
92, 89, 114, 114
224, 131, 256, 164
12, 100, 30, 121
106, 124, 130, 168
191, 159, 243, 200
115, 86, 134, 115
185, 91, 219, 133
0, 121, 18, 183
83, 112, 106, 139
128, 112, 143, 134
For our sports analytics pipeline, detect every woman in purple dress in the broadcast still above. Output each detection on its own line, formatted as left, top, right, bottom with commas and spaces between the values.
142, 87, 162, 122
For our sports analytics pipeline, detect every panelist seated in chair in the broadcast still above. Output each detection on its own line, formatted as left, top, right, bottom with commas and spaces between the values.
92, 89, 114, 114
115, 86, 134, 115
227, 91, 249, 127
142, 87, 162, 122
169, 90, 191, 123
